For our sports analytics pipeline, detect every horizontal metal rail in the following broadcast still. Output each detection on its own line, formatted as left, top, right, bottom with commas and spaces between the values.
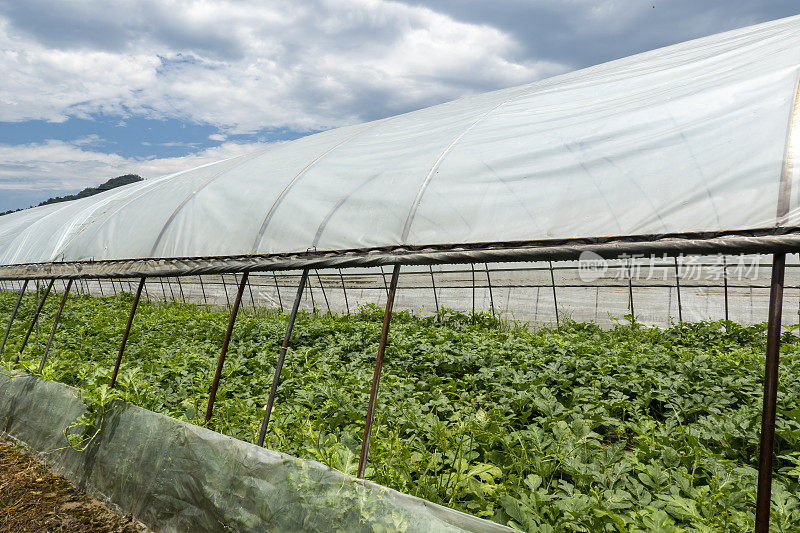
4, 228, 800, 280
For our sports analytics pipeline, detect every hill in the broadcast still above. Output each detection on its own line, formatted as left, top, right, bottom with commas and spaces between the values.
0, 174, 144, 216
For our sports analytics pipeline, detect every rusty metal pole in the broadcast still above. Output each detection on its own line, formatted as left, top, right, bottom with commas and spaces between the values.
38, 279, 73, 373
247, 276, 256, 313
0, 279, 29, 356
628, 261, 635, 326
485, 263, 495, 317
549, 261, 560, 327
471, 263, 476, 321
221, 275, 232, 310
315, 270, 331, 316
166, 278, 176, 301
380, 266, 389, 299
357, 264, 401, 479
14, 279, 55, 364
204, 272, 249, 424
257, 269, 309, 446
429, 265, 440, 321
110, 278, 145, 388
723, 255, 730, 322
755, 253, 786, 533
339, 269, 350, 315
34, 281, 41, 346
199, 275, 208, 306
308, 278, 317, 312
674, 256, 683, 323
273, 273, 284, 312
176, 277, 186, 304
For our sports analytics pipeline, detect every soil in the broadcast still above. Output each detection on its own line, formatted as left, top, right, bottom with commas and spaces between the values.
0, 438, 148, 532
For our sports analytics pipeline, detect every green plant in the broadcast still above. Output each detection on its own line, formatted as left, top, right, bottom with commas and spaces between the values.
1, 290, 799, 531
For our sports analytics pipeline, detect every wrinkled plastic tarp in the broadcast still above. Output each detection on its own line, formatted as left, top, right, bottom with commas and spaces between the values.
0, 372, 512, 532
1, 16, 799, 266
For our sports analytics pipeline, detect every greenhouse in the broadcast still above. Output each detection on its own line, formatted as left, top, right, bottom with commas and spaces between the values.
1, 13, 800, 532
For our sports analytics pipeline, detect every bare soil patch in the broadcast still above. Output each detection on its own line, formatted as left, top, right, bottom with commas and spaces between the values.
0, 438, 147, 532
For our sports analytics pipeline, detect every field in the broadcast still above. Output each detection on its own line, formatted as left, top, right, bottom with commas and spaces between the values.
1, 289, 800, 532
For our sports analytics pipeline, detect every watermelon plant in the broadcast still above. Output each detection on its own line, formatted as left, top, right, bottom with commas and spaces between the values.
1, 289, 799, 531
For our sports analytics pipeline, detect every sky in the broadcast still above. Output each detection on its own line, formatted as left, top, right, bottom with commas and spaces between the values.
0, 0, 798, 212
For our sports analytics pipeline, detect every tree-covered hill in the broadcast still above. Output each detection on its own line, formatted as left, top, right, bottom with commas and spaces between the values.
0, 174, 143, 216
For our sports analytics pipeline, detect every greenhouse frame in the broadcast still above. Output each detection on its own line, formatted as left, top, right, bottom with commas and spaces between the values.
2, 14, 800, 532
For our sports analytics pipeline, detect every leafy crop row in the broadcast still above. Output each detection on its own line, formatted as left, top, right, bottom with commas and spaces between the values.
1, 289, 799, 531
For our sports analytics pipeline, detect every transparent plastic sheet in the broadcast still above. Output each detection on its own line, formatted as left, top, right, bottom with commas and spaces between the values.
1, 15, 799, 267
0, 372, 511, 533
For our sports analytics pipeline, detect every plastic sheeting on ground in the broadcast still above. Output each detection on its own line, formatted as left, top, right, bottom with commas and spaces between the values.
1, 16, 799, 267
0, 371, 512, 532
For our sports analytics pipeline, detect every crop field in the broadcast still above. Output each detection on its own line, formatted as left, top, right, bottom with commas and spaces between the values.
1, 289, 800, 532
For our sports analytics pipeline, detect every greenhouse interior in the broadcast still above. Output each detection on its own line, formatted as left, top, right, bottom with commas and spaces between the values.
2, 13, 800, 533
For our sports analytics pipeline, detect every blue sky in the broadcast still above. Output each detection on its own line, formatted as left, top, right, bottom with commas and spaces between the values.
0, 0, 798, 212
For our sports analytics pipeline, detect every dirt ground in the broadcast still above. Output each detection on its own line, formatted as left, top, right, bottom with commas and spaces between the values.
0, 438, 148, 532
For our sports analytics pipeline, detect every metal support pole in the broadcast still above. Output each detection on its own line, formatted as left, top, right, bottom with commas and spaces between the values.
0, 280, 29, 356
308, 278, 317, 311
257, 269, 309, 446
176, 277, 186, 303
205, 272, 249, 423
34, 281, 40, 345
167, 278, 176, 301
755, 253, 785, 533
38, 279, 72, 373
221, 275, 231, 310
549, 261, 559, 327
429, 265, 440, 320
628, 261, 635, 326
199, 276, 208, 305
723, 255, 730, 322
380, 266, 389, 299
97, 279, 104, 296
471, 264, 476, 321
339, 269, 350, 315
315, 270, 331, 316
273, 273, 284, 312
14, 279, 54, 364
247, 276, 256, 313
674, 256, 683, 323
357, 264, 401, 479
485, 263, 495, 317
110, 278, 145, 388
159, 277, 166, 300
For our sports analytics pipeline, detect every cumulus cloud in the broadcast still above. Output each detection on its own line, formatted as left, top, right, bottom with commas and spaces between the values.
0, 138, 269, 192
0, 0, 566, 134
395, 0, 798, 68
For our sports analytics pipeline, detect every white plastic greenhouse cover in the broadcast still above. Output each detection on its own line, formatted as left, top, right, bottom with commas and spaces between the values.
2, 15, 800, 274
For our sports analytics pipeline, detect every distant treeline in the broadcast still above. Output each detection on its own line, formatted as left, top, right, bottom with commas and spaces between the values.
1, 174, 143, 217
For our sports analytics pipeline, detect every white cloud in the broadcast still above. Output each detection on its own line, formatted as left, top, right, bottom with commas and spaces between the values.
0, 138, 271, 192
0, 0, 568, 134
